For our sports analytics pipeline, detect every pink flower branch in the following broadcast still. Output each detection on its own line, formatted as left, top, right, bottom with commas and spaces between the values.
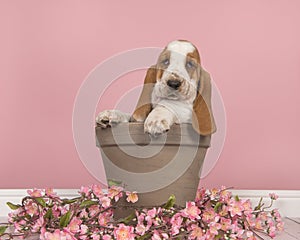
0, 186, 284, 240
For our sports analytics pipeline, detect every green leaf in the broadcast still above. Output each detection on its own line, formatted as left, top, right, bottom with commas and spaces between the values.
235, 195, 240, 201
0, 226, 8, 235
136, 234, 151, 240
79, 200, 98, 208
108, 179, 123, 187
117, 212, 136, 224
59, 211, 72, 228
214, 202, 223, 212
163, 194, 176, 209
35, 197, 47, 207
6, 202, 21, 210
44, 209, 53, 220
62, 198, 80, 204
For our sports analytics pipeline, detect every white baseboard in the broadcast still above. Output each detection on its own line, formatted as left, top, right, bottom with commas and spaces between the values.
0, 189, 299, 218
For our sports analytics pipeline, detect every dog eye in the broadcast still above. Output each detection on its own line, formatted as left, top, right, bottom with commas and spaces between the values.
186, 61, 195, 69
162, 59, 169, 66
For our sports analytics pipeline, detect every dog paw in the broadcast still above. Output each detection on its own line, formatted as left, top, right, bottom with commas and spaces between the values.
144, 118, 170, 137
96, 110, 130, 128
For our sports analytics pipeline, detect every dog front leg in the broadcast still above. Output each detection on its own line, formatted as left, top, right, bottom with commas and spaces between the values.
96, 110, 131, 128
144, 106, 175, 137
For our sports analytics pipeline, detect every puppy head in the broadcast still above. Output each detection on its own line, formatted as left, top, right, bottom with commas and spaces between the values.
132, 40, 216, 135
153, 40, 201, 104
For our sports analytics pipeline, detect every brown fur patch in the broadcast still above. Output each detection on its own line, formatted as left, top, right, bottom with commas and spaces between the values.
156, 68, 164, 80
132, 66, 157, 121
187, 49, 201, 65
186, 49, 201, 82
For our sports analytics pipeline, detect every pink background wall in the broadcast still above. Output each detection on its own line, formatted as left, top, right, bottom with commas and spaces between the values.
1, 1, 299, 190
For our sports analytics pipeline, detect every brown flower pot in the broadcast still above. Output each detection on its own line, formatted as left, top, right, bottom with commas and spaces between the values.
96, 123, 211, 218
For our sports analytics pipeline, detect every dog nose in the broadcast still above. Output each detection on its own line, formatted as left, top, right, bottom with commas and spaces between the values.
167, 79, 181, 90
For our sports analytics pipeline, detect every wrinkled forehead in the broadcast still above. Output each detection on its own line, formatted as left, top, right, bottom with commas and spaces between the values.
167, 41, 200, 63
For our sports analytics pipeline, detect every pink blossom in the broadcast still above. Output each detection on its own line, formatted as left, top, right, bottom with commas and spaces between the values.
208, 221, 221, 235
114, 224, 135, 240
88, 205, 100, 217
79, 186, 91, 196
254, 218, 263, 230
79, 235, 88, 240
67, 217, 82, 234
219, 188, 231, 202
182, 202, 201, 220
41, 229, 76, 240
45, 188, 58, 198
272, 209, 282, 221
147, 208, 157, 218
246, 231, 254, 238
210, 188, 219, 199
204, 230, 217, 239
24, 201, 39, 216
189, 224, 204, 239
51, 204, 61, 218
170, 213, 183, 235
32, 216, 45, 232
108, 186, 123, 201
145, 215, 153, 228
60, 205, 70, 215
228, 199, 244, 217
202, 208, 216, 222
267, 218, 275, 227
136, 223, 147, 235
258, 212, 268, 222
230, 222, 244, 238
27, 188, 43, 197
276, 221, 284, 231
102, 235, 112, 240
92, 184, 103, 198
79, 208, 88, 218
14, 219, 26, 232
41, 229, 62, 240
145, 208, 158, 227
137, 212, 145, 224
126, 191, 138, 203
152, 230, 162, 240
98, 212, 111, 226
91, 233, 100, 240
246, 236, 257, 240
242, 199, 252, 212
62, 229, 77, 240
80, 224, 88, 235
220, 218, 231, 231
269, 193, 278, 200
268, 225, 277, 238
100, 196, 111, 208
218, 205, 229, 217
195, 188, 206, 202
161, 232, 169, 239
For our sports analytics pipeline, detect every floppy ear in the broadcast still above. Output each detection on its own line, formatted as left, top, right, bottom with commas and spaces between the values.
192, 67, 217, 135
131, 65, 157, 122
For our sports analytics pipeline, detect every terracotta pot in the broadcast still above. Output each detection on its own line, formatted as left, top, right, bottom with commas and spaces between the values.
96, 123, 211, 218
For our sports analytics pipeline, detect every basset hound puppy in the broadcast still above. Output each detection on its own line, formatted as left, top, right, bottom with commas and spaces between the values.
96, 40, 216, 136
